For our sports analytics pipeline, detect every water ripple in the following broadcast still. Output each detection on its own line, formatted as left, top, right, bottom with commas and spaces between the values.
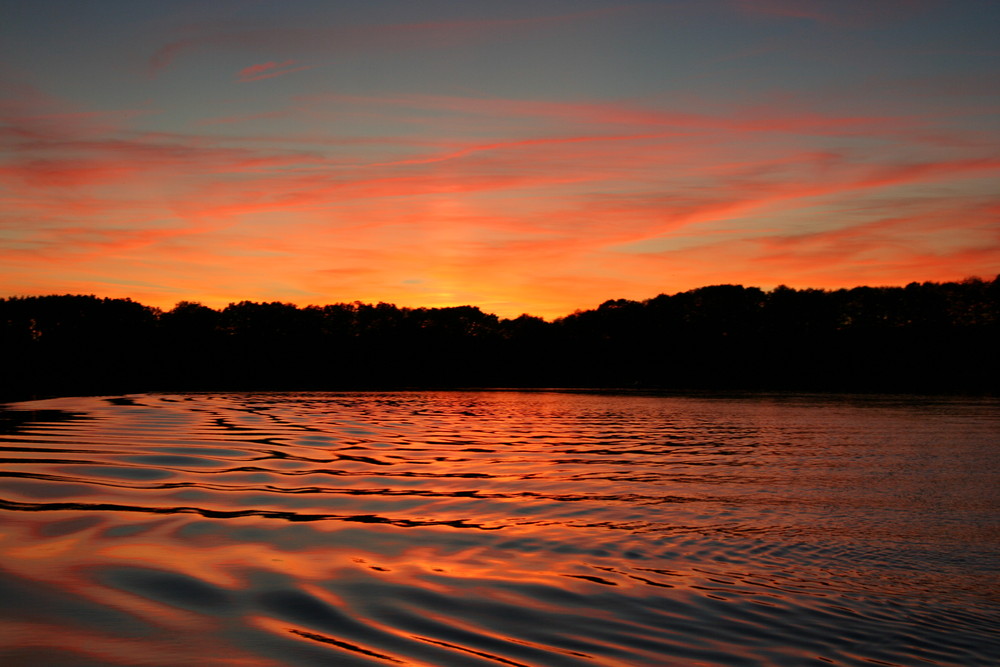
1, 391, 998, 666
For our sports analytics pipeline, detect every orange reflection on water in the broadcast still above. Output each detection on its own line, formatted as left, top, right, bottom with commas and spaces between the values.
0, 620, 277, 667
2, 392, 998, 666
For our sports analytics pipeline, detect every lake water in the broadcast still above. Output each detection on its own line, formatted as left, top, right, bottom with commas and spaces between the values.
0, 391, 997, 666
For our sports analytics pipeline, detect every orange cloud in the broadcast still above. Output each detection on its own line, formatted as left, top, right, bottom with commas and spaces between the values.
2, 85, 997, 318
608, 195, 999, 295
301, 92, 910, 137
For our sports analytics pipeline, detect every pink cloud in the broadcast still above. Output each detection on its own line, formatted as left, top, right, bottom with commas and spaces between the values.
239, 60, 292, 78
300, 92, 912, 139
195, 110, 293, 127
236, 60, 313, 82
0, 78, 158, 141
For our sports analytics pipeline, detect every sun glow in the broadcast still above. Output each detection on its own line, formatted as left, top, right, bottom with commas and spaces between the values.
1, 1, 997, 316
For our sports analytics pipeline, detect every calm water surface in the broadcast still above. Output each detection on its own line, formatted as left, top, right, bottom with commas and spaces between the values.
0, 391, 997, 666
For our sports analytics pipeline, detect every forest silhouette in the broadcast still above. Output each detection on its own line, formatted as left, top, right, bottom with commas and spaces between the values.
2, 278, 997, 401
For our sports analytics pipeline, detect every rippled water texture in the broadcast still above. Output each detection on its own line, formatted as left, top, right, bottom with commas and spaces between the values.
1, 391, 998, 666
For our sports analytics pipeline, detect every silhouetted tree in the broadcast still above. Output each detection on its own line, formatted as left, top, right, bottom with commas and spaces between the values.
1, 279, 997, 401
0, 295, 159, 399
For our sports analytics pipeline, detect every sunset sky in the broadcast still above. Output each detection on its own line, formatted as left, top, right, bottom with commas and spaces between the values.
2, 0, 998, 319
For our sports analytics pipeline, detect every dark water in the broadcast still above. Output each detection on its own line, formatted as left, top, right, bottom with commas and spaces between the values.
1, 391, 997, 666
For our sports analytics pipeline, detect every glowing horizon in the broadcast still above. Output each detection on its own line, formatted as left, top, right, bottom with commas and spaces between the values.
2, 1, 998, 320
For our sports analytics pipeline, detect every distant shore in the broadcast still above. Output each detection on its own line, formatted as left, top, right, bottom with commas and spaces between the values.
2, 279, 998, 402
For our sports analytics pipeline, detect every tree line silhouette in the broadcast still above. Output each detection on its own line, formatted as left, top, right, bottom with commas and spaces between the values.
2, 278, 998, 401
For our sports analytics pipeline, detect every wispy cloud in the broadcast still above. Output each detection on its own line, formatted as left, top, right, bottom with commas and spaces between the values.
237, 60, 313, 83
2, 85, 997, 317
297, 92, 916, 140
148, 6, 631, 77
195, 110, 293, 126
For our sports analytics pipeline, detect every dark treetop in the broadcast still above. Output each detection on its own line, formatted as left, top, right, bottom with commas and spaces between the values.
2, 278, 998, 401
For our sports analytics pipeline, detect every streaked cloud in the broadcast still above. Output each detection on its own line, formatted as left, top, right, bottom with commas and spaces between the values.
1, 1, 997, 317
237, 60, 313, 82
147, 6, 633, 77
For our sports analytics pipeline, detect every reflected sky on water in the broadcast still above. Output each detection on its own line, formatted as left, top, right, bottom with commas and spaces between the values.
1, 391, 998, 666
